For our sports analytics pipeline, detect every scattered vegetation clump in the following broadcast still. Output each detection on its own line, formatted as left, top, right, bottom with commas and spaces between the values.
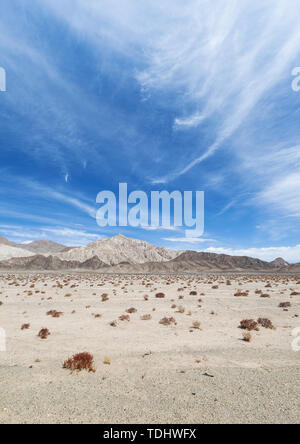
257, 318, 275, 330
119, 314, 130, 322
126, 307, 137, 314
0, 301, 3, 306
140, 314, 152, 320
190, 291, 197, 296
290, 292, 300, 296
101, 293, 109, 302
21, 324, 30, 330
159, 317, 176, 326
177, 305, 185, 313
279, 302, 291, 308
64, 293, 72, 298
38, 328, 50, 339
191, 321, 201, 329
243, 332, 252, 342
212, 285, 218, 289
155, 293, 165, 298
260, 293, 270, 298
240, 320, 259, 331
103, 357, 111, 365
46, 310, 63, 318
234, 290, 248, 297
63, 352, 95, 372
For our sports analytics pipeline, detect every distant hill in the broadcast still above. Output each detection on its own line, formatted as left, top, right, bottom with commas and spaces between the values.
0, 255, 107, 271
20, 240, 73, 254
54, 234, 181, 265
0, 234, 298, 273
0, 245, 35, 261
0, 235, 17, 247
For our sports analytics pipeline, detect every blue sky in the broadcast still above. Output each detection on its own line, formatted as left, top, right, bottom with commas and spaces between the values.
0, 0, 300, 262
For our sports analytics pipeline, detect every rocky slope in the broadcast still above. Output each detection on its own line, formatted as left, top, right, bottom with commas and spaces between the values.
54, 234, 181, 265
21, 240, 73, 254
0, 234, 297, 272
0, 255, 107, 271
0, 245, 35, 261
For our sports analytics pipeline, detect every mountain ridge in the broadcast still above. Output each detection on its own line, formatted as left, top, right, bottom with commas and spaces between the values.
0, 234, 298, 272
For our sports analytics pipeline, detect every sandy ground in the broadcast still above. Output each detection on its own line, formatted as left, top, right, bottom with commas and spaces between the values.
0, 272, 299, 424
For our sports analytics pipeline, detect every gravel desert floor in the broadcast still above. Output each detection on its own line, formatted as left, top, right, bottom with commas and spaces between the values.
0, 272, 299, 424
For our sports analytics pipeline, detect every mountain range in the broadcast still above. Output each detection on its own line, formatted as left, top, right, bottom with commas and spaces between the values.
0, 234, 298, 272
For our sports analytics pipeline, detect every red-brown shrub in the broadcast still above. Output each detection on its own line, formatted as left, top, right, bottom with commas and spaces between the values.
63, 352, 95, 372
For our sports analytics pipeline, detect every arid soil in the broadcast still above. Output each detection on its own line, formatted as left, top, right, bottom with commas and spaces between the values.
0, 272, 299, 424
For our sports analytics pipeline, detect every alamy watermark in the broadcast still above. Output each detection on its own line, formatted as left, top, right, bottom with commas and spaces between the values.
291, 67, 300, 92
0, 67, 6, 92
96, 183, 204, 238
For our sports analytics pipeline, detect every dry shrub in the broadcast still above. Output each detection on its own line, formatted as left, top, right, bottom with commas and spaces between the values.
144, 295, 149, 301
240, 320, 259, 331
234, 290, 248, 297
47, 310, 63, 318
126, 307, 137, 314
190, 291, 197, 296
159, 317, 176, 326
63, 352, 95, 372
0, 301, 3, 306
101, 293, 109, 302
21, 323, 30, 330
109, 321, 117, 327
140, 314, 152, 320
177, 305, 185, 313
291, 291, 300, 296
212, 286, 218, 289
279, 302, 291, 308
243, 332, 252, 342
260, 293, 270, 298
226, 280, 231, 286
119, 314, 130, 322
65, 293, 72, 298
192, 321, 201, 329
103, 356, 111, 365
257, 318, 275, 330
38, 328, 50, 339
155, 293, 165, 298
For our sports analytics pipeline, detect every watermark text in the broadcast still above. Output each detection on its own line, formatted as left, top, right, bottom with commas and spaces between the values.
96, 183, 204, 238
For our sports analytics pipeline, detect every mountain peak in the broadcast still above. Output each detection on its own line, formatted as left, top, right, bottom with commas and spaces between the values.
270, 257, 289, 267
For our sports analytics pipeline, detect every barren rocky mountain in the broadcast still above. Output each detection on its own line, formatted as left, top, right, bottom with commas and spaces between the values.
0, 245, 35, 261
20, 240, 73, 254
0, 234, 298, 272
0, 235, 17, 247
54, 234, 181, 265
108, 252, 293, 273
0, 236, 72, 258
0, 254, 107, 271
269, 257, 289, 268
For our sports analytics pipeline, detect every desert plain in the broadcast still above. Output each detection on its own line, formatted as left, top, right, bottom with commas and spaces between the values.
0, 271, 299, 424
